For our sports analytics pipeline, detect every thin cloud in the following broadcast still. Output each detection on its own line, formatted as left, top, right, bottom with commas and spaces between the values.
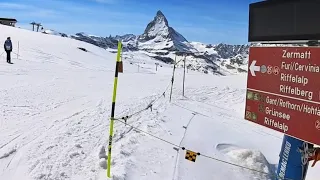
0, 2, 32, 10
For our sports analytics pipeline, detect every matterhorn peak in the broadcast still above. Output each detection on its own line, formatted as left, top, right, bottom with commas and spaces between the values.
156, 10, 169, 26
156, 10, 165, 17
138, 10, 193, 52
155, 10, 169, 27
138, 10, 171, 41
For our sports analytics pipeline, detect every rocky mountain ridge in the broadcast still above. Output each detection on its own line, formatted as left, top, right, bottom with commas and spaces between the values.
43, 10, 250, 75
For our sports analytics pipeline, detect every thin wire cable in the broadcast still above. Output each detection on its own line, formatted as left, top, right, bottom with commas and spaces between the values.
199, 153, 291, 180
114, 82, 171, 121
114, 93, 164, 121
115, 118, 179, 147
174, 58, 184, 65
172, 102, 283, 140
149, 82, 171, 104
110, 56, 298, 180
114, 118, 296, 180
201, 153, 268, 174
114, 56, 178, 121
172, 103, 211, 118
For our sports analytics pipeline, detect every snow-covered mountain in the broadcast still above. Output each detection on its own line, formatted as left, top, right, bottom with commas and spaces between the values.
137, 10, 196, 53
42, 29, 68, 37
114, 34, 139, 51
187, 42, 249, 74
70, 32, 119, 50
44, 10, 249, 75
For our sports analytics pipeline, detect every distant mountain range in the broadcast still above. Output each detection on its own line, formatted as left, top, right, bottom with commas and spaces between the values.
43, 10, 250, 75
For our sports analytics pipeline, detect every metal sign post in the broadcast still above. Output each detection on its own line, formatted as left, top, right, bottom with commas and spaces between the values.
182, 55, 186, 97
169, 55, 177, 102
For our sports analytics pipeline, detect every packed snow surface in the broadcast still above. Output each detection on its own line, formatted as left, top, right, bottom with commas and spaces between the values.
0, 24, 319, 180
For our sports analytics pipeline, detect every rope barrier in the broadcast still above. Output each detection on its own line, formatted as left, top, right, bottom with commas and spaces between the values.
114, 118, 295, 180
113, 53, 184, 123
114, 82, 171, 122
108, 54, 295, 180
172, 102, 283, 141
115, 118, 179, 147
172, 103, 211, 118
174, 58, 184, 65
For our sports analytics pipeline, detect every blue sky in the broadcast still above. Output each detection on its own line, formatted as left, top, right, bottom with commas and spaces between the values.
0, 0, 260, 44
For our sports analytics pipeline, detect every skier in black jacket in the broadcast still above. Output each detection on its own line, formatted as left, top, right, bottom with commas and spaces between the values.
4, 37, 12, 63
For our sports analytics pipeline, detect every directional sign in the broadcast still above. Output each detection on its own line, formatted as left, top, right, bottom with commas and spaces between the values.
245, 47, 320, 146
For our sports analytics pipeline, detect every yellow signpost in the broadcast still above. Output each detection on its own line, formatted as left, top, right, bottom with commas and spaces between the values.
107, 41, 123, 178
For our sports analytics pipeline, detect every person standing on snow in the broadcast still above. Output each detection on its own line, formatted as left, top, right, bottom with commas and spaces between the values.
4, 37, 12, 63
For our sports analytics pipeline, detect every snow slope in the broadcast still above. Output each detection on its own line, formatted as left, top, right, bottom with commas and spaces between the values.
0, 24, 319, 180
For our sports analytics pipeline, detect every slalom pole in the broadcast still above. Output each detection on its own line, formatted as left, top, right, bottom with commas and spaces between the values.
107, 40, 123, 178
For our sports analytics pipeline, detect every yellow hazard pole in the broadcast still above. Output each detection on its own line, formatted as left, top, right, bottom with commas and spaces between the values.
107, 40, 123, 178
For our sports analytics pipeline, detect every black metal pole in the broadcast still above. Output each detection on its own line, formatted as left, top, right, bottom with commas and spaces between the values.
169, 55, 177, 102
183, 55, 186, 97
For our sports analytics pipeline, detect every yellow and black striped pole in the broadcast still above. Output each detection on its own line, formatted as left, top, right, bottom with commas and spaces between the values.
107, 40, 123, 178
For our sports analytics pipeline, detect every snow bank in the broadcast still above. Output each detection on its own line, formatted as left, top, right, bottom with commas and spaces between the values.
217, 143, 273, 180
